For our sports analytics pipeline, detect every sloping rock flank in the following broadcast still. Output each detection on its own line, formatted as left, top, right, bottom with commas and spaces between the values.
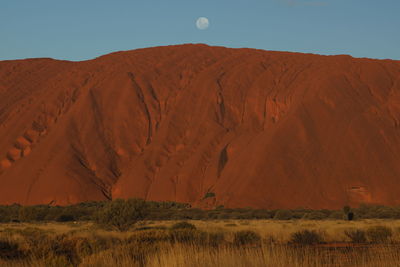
1, 44, 400, 209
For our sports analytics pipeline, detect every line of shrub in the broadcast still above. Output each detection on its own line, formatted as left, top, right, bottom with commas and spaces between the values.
2, 200, 400, 224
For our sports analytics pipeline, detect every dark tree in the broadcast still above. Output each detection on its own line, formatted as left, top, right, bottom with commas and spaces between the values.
343, 205, 351, 214
95, 198, 148, 231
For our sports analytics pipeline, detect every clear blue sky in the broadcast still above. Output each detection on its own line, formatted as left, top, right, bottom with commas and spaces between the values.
1, 0, 399, 61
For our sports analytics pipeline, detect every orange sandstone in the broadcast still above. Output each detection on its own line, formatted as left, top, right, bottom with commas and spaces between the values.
0, 44, 400, 209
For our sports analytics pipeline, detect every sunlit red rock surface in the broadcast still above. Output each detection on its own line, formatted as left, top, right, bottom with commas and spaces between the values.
1, 44, 400, 209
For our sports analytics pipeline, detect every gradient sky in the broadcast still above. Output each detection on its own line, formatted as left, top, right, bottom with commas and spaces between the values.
1, 0, 399, 61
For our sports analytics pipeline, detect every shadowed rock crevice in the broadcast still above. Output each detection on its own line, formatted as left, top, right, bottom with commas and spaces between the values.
127, 72, 153, 145
218, 145, 229, 178
215, 74, 226, 128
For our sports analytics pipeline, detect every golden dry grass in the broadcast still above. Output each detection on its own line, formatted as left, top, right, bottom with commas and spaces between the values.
145, 244, 400, 267
1, 219, 400, 266
147, 219, 400, 243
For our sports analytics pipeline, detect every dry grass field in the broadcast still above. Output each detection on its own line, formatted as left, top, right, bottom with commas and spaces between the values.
1, 219, 400, 266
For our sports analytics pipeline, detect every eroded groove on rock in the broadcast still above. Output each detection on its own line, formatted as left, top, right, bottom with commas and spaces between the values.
218, 145, 229, 178
128, 72, 153, 145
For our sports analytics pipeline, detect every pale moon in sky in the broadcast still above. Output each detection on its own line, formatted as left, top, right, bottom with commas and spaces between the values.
196, 17, 209, 30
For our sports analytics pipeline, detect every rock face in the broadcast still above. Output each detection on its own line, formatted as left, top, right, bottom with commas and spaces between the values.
1, 44, 400, 209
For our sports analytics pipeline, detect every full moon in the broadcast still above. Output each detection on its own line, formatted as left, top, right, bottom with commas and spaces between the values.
196, 17, 209, 30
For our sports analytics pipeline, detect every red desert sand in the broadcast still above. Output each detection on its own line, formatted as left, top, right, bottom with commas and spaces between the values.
0, 44, 400, 209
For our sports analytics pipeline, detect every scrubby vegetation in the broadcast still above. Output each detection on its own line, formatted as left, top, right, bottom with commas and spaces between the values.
273, 210, 293, 220
95, 199, 147, 231
3, 200, 400, 224
344, 228, 367, 243
290, 229, 324, 245
2, 200, 400, 265
1, 219, 400, 266
233, 230, 261, 246
170, 221, 197, 230
366, 225, 393, 243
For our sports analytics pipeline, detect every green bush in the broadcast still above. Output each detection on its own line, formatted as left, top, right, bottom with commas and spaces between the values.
290, 230, 323, 245
0, 239, 22, 260
50, 234, 81, 265
292, 211, 308, 219
18, 228, 54, 259
169, 229, 207, 243
329, 211, 344, 219
366, 226, 392, 243
18, 206, 47, 222
303, 212, 326, 220
273, 210, 293, 220
374, 207, 400, 219
352, 205, 400, 219
343, 206, 351, 214
56, 214, 75, 222
17, 227, 49, 248
170, 221, 196, 230
135, 226, 167, 231
0, 207, 13, 223
233, 230, 261, 246
250, 209, 273, 219
344, 229, 367, 243
95, 199, 147, 231
4, 201, 400, 223
207, 232, 225, 247
129, 230, 170, 244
